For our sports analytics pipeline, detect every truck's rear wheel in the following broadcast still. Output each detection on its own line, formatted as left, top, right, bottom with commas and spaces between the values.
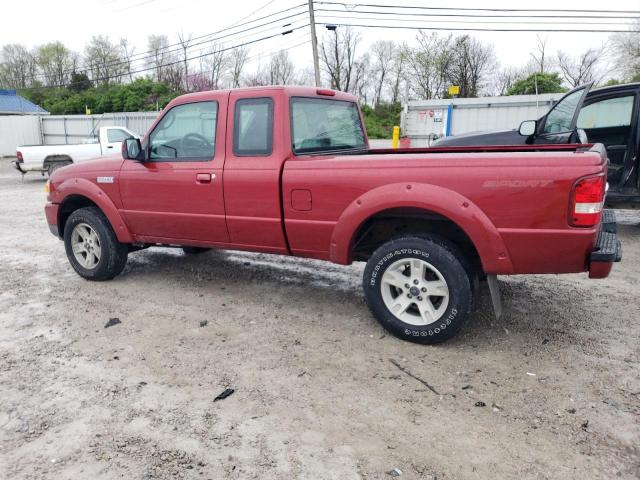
47, 161, 71, 177
64, 207, 128, 281
363, 235, 472, 344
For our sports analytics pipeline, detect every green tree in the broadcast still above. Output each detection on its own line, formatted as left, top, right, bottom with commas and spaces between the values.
507, 72, 566, 95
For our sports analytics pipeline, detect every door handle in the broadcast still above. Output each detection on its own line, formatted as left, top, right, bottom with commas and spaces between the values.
196, 173, 213, 183
107, 145, 113, 149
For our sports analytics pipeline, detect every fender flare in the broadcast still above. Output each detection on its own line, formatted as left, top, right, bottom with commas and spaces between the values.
54, 177, 134, 243
329, 182, 514, 274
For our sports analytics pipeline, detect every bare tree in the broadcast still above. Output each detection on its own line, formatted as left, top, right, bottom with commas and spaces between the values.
177, 32, 192, 91
610, 19, 640, 80
409, 32, 452, 99
390, 42, 409, 103
351, 53, 371, 103
84, 36, 125, 85
320, 27, 360, 92
268, 50, 295, 85
119, 38, 135, 82
557, 46, 606, 87
371, 40, 394, 105
531, 35, 549, 73
229, 46, 249, 88
0, 44, 37, 88
447, 35, 496, 97
491, 66, 526, 96
36, 41, 74, 87
147, 35, 176, 84
200, 41, 229, 89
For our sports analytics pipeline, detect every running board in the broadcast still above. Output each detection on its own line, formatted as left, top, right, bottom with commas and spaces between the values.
487, 275, 502, 319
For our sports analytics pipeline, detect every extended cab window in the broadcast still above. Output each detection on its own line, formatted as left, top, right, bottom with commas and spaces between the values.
107, 128, 133, 143
149, 101, 217, 161
577, 95, 634, 129
291, 97, 366, 154
233, 98, 273, 156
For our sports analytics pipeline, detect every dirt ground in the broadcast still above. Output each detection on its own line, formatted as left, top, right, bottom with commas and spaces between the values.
0, 158, 638, 480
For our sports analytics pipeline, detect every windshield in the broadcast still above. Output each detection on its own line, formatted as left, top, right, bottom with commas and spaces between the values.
291, 97, 366, 154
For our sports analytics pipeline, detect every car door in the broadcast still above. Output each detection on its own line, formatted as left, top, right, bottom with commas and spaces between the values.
119, 96, 229, 243
105, 128, 135, 154
533, 84, 591, 144
576, 92, 638, 190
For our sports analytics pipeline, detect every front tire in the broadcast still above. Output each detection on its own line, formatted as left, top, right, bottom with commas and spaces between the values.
64, 207, 128, 281
363, 235, 472, 344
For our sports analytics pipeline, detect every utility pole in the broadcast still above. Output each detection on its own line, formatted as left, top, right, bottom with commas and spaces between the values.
308, 0, 321, 87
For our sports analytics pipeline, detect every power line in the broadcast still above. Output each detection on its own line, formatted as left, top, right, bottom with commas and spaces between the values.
20, 6, 309, 82
317, 22, 639, 33
315, 7, 640, 20
317, 1, 640, 15
20, 25, 309, 89
316, 11, 637, 27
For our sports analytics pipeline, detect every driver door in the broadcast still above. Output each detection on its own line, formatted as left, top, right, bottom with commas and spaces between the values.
534, 83, 591, 144
119, 96, 229, 243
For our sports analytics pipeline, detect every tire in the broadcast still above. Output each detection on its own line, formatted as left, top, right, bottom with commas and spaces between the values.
182, 247, 211, 254
47, 162, 70, 177
363, 235, 473, 344
63, 207, 128, 281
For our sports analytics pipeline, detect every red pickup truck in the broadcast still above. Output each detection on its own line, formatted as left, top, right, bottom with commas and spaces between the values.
44, 86, 621, 344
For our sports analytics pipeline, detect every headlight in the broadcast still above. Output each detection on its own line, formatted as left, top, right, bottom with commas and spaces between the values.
44, 180, 50, 194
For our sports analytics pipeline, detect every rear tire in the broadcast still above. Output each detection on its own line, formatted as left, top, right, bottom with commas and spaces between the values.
47, 161, 71, 177
363, 235, 472, 344
63, 207, 128, 281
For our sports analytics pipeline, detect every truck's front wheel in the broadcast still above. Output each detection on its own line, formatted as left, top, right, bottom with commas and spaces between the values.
363, 236, 472, 344
64, 207, 128, 281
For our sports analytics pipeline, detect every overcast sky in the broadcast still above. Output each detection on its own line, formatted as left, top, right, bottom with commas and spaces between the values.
1, 0, 638, 80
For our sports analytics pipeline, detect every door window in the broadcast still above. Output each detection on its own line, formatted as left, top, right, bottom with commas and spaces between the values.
107, 128, 133, 143
577, 95, 634, 129
233, 98, 274, 156
542, 89, 584, 134
149, 101, 217, 161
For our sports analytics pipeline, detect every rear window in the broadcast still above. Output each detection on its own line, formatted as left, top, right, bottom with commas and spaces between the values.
291, 97, 366, 154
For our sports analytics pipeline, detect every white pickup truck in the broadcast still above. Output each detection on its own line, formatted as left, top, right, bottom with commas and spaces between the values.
13, 126, 139, 176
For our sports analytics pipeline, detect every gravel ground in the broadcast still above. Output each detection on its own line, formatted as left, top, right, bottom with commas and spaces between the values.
0, 158, 638, 480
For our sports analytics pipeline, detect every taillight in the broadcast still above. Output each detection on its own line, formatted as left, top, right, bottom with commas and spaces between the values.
16, 151, 23, 162
569, 174, 605, 227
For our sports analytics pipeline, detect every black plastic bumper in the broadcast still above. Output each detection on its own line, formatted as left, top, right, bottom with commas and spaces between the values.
12, 161, 26, 174
591, 210, 622, 263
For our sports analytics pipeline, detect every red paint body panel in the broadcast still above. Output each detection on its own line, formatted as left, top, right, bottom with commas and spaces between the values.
44, 86, 614, 279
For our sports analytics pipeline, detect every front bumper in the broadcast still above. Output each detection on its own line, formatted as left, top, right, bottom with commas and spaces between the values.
588, 209, 622, 279
45, 202, 61, 238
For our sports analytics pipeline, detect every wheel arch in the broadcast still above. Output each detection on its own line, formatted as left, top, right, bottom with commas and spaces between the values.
43, 154, 73, 167
55, 179, 133, 243
329, 182, 514, 274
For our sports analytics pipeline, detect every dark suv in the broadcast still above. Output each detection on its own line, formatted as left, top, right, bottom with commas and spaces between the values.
435, 83, 640, 208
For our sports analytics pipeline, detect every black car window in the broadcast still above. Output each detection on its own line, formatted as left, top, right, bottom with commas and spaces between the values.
233, 98, 274, 156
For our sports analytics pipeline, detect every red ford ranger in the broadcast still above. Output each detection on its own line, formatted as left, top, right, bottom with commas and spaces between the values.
44, 86, 621, 344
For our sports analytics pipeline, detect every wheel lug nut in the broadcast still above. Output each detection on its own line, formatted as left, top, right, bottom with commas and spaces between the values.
421, 287, 426, 292
413, 279, 419, 285
417, 296, 423, 301
404, 283, 410, 288
407, 294, 412, 298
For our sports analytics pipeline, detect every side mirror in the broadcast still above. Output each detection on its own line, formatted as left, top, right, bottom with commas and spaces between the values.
122, 138, 145, 161
518, 120, 537, 137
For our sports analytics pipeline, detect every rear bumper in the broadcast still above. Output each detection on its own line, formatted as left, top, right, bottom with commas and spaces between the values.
45, 202, 61, 238
588, 209, 622, 279
12, 160, 45, 174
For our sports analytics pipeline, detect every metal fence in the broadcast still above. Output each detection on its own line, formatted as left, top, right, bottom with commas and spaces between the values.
41, 112, 159, 145
0, 111, 160, 156
401, 93, 564, 147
